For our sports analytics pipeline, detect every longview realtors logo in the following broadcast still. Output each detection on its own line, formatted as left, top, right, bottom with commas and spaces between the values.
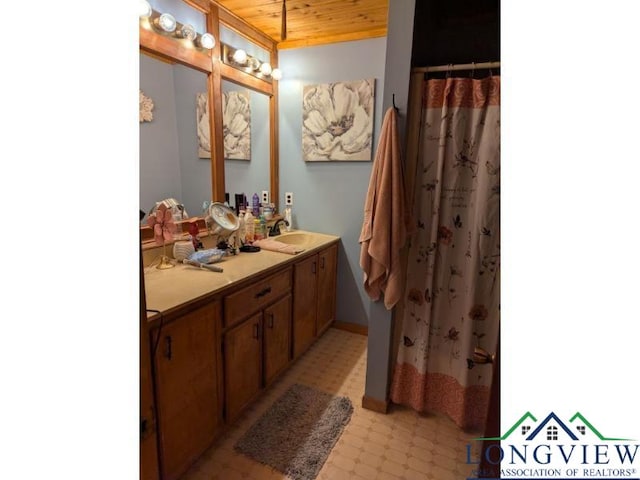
466, 412, 639, 480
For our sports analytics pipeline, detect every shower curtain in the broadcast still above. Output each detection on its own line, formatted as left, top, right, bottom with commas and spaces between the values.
390, 75, 500, 431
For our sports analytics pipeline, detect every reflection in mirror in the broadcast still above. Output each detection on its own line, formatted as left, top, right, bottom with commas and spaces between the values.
149, 0, 205, 33
222, 89, 251, 160
139, 51, 211, 221
220, 24, 269, 66
220, 24, 272, 212
223, 79, 270, 212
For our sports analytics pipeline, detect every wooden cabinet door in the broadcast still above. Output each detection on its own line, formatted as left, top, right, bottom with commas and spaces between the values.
140, 256, 159, 480
292, 254, 318, 359
224, 312, 262, 423
263, 294, 292, 385
316, 244, 338, 335
153, 302, 221, 480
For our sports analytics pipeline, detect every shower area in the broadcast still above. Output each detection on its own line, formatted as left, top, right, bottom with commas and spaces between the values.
380, 0, 502, 436
389, 63, 500, 433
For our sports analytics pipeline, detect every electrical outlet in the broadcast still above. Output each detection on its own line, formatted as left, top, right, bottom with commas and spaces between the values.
285, 192, 293, 206
261, 190, 269, 204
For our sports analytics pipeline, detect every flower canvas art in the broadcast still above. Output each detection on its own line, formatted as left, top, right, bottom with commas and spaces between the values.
302, 79, 375, 161
196, 92, 211, 158
197, 90, 251, 160
223, 90, 251, 160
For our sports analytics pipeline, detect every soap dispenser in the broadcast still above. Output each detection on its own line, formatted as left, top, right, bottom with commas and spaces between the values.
284, 206, 293, 232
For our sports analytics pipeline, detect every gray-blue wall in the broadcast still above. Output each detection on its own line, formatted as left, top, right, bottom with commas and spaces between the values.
277, 2, 416, 404
140, 54, 210, 219
278, 37, 387, 327
363, 0, 416, 403
174, 64, 211, 217
140, 54, 182, 215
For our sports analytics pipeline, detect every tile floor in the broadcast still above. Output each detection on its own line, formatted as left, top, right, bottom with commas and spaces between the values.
183, 328, 482, 480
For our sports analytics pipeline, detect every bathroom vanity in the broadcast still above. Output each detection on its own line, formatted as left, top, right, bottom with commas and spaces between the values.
142, 231, 339, 480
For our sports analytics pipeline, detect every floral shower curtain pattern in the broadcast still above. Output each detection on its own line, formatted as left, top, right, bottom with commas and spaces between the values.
390, 76, 500, 431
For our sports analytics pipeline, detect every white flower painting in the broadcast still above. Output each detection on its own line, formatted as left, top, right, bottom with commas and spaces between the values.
302, 78, 375, 161
197, 91, 251, 160
223, 90, 251, 160
196, 92, 210, 158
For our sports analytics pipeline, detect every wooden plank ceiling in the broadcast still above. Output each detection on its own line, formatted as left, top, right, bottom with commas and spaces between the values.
215, 0, 389, 49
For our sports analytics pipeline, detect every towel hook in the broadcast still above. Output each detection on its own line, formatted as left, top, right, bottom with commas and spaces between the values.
392, 93, 399, 112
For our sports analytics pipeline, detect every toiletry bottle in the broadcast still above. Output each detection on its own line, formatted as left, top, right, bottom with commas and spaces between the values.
254, 218, 263, 241
263, 203, 273, 220
234, 193, 244, 215
245, 210, 255, 243
284, 206, 293, 232
252, 193, 260, 217
238, 210, 246, 245
259, 214, 267, 238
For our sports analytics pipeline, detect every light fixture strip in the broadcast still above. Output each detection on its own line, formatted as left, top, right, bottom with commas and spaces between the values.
142, 8, 215, 50
221, 43, 281, 83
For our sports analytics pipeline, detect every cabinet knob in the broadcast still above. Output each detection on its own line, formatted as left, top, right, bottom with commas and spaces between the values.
140, 418, 148, 438
312, 261, 317, 274
139, 413, 155, 440
255, 286, 272, 298
164, 336, 172, 360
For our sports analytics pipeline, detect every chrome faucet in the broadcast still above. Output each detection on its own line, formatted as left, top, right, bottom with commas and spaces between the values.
268, 218, 289, 236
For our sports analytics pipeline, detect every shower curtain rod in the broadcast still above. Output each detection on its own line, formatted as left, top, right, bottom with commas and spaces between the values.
413, 61, 501, 73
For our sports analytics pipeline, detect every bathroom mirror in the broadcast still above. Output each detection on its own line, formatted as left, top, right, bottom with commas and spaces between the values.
139, 0, 220, 228
222, 80, 271, 210
139, 0, 280, 239
140, 51, 210, 220
218, 20, 279, 212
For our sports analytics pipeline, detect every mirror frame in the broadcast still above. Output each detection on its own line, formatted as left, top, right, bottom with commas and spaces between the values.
139, 0, 279, 218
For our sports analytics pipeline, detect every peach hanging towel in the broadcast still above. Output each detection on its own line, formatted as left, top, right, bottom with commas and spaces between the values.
359, 106, 412, 310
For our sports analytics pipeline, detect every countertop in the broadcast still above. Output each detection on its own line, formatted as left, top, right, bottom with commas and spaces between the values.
143, 230, 340, 320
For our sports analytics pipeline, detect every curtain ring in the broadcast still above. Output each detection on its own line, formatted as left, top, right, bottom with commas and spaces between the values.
470, 62, 476, 79
446, 63, 452, 79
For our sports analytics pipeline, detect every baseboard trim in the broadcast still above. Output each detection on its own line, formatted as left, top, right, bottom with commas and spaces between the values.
361, 395, 389, 414
332, 321, 368, 336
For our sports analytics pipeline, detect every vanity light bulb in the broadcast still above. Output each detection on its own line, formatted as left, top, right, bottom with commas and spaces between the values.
247, 57, 261, 71
139, 0, 152, 18
179, 23, 197, 41
232, 49, 248, 65
271, 68, 283, 80
157, 13, 177, 32
260, 62, 273, 76
199, 33, 215, 49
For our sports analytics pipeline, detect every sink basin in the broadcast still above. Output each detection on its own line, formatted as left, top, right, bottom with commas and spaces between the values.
275, 232, 312, 246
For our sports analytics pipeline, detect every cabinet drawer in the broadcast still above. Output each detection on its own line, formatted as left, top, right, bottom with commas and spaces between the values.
224, 268, 292, 326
